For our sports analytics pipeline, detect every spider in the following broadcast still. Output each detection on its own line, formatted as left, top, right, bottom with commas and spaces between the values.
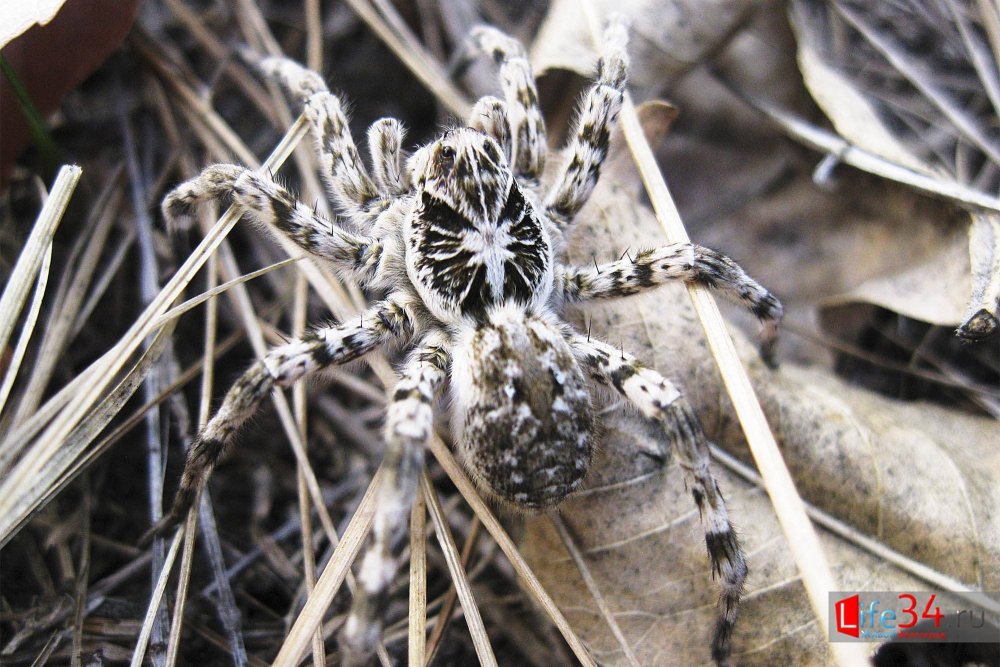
150, 19, 782, 666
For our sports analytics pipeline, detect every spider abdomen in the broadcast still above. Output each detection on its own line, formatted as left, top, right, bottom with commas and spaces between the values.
451, 307, 593, 510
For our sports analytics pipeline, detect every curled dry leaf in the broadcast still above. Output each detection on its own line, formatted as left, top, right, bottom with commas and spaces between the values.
521, 105, 1000, 665
532, 0, 765, 90
788, 0, 1000, 339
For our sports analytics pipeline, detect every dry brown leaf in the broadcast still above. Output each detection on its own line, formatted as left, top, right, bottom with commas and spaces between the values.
532, 0, 764, 88
691, 168, 970, 325
787, 0, 1000, 338
821, 222, 971, 327
0, 0, 69, 48
520, 107, 1000, 664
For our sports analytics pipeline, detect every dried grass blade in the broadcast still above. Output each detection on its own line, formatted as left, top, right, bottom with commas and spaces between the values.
0, 165, 80, 355
421, 473, 497, 667
292, 272, 325, 667
207, 238, 340, 546
271, 465, 386, 667
343, 0, 470, 117
164, 506, 201, 667
0, 319, 177, 546
424, 516, 482, 665
409, 486, 428, 666
305, 0, 322, 70
978, 0, 1000, 68
10, 183, 123, 428
152, 256, 301, 329
835, 1, 1000, 166
158, 0, 279, 125
736, 89, 1000, 213
709, 445, 1000, 615
0, 241, 52, 417
27, 631, 61, 667
551, 515, 640, 667
71, 225, 135, 338
427, 436, 597, 667
615, 90, 869, 667
30, 325, 248, 521
131, 28, 258, 167
0, 116, 307, 546
131, 527, 185, 667
948, 0, 1000, 121
70, 479, 91, 667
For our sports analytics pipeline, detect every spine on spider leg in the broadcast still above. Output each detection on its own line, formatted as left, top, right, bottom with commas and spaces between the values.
566, 245, 785, 365
674, 245, 784, 366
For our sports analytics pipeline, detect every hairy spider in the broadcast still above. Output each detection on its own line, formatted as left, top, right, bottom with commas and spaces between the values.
151, 19, 782, 666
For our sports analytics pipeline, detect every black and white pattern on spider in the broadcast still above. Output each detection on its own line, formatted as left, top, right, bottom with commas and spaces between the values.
410, 183, 548, 321
150, 17, 783, 667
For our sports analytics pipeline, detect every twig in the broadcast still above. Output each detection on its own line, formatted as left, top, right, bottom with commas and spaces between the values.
580, 5, 869, 667
551, 515, 640, 667
729, 82, 1000, 213
409, 486, 428, 666
421, 472, 498, 667
428, 436, 598, 667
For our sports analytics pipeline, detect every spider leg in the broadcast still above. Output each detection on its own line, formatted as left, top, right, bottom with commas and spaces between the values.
467, 96, 512, 165
366, 118, 408, 196
544, 19, 628, 228
571, 334, 747, 667
339, 333, 449, 665
142, 297, 415, 542
466, 26, 546, 181
561, 244, 784, 364
163, 164, 384, 284
257, 56, 384, 225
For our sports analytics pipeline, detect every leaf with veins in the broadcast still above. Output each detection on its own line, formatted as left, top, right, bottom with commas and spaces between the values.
520, 99, 1000, 666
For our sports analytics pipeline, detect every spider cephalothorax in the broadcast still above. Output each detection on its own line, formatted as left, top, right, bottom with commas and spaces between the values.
151, 19, 783, 666
407, 128, 553, 323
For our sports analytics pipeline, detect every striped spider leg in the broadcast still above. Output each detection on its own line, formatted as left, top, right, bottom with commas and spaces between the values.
560, 244, 784, 364
148, 15, 784, 667
571, 335, 747, 665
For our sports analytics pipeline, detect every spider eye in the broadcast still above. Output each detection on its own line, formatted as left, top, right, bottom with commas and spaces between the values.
438, 145, 456, 163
